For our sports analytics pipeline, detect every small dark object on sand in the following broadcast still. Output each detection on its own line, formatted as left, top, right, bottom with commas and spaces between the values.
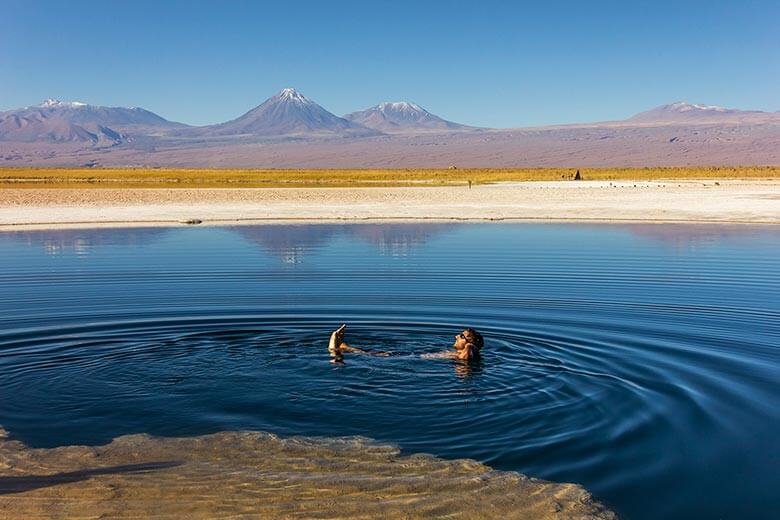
180, 219, 203, 225
574, 170, 581, 180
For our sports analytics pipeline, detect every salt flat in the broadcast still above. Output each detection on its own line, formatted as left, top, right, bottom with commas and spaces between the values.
1, 180, 778, 230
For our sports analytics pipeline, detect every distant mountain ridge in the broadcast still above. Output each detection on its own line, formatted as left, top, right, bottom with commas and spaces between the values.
0, 99, 185, 144
627, 101, 779, 124
344, 101, 471, 133
1, 92, 778, 160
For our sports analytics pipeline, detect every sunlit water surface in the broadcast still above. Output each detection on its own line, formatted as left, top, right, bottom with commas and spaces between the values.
0, 223, 778, 519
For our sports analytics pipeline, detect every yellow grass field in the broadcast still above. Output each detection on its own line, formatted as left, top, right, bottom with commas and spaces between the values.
0, 167, 778, 189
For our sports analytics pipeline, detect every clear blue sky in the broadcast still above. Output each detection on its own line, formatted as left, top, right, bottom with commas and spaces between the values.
1, 0, 778, 127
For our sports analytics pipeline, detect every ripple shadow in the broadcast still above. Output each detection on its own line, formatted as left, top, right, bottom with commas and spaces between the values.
0, 461, 182, 495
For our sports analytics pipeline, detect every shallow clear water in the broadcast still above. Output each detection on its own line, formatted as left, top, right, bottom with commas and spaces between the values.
0, 223, 778, 519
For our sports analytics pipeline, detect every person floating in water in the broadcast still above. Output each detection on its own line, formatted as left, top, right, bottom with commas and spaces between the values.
328, 324, 483, 361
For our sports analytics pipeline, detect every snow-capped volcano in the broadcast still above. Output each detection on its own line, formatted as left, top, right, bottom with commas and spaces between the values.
377, 101, 427, 115
664, 101, 729, 113
0, 99, 185, 144
276, 87, 313, 104
627, 101, 773, 123
39, 99, 88, 108
344, 101, 471, 132
31, 99, 184, 130
200, 88, 378, 138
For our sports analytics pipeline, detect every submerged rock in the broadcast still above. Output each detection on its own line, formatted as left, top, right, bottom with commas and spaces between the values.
0, 429, 615, 519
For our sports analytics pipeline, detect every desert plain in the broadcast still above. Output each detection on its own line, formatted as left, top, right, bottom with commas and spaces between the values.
0, 167, 778, 230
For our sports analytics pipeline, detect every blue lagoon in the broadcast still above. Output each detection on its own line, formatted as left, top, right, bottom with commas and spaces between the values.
0, 223, 778, 519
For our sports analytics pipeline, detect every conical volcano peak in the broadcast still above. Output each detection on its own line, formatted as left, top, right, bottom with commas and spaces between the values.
344, 101, 471, 133
377, 101, 426, 114
189, 88, 379, 137
276, 88, 312, 104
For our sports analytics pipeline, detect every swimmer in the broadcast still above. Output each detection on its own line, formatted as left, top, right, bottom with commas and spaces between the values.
328, 324, 483, 361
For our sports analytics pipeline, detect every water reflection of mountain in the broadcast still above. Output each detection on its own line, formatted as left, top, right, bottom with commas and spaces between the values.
348, 223, 459, 257
233, 223, 459, 263
623, 224, 771, 250
233, 225, 344, 264
8, 227, 171, 256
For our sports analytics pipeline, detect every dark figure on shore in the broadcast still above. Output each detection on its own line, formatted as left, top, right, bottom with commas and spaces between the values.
468, 180, 472, 189
574, 170, 581, 180
328, 324, 483, 361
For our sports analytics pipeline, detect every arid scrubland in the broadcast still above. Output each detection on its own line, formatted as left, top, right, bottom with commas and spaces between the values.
1, 166, 778, 189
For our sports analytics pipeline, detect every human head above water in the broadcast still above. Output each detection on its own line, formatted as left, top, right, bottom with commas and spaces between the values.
454, 327, 484, 352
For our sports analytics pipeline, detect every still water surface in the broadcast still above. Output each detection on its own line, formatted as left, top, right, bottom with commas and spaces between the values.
0, 223, 778, 519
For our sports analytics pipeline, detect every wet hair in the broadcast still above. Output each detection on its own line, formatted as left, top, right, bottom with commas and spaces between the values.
463, 328, 484, 351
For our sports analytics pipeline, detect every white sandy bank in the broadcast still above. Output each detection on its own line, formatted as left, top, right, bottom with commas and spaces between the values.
0, 180, 778, 231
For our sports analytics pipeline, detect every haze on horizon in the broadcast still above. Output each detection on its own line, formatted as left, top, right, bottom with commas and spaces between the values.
1, 0, 778, 128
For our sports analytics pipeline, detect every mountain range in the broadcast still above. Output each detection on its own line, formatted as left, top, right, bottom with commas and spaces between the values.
178, 88, 378, 138
1, 89, 778, 167
0, 88, 472, 144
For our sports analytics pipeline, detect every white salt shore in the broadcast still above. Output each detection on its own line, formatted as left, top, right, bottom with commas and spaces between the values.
0, 180, 778, 231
